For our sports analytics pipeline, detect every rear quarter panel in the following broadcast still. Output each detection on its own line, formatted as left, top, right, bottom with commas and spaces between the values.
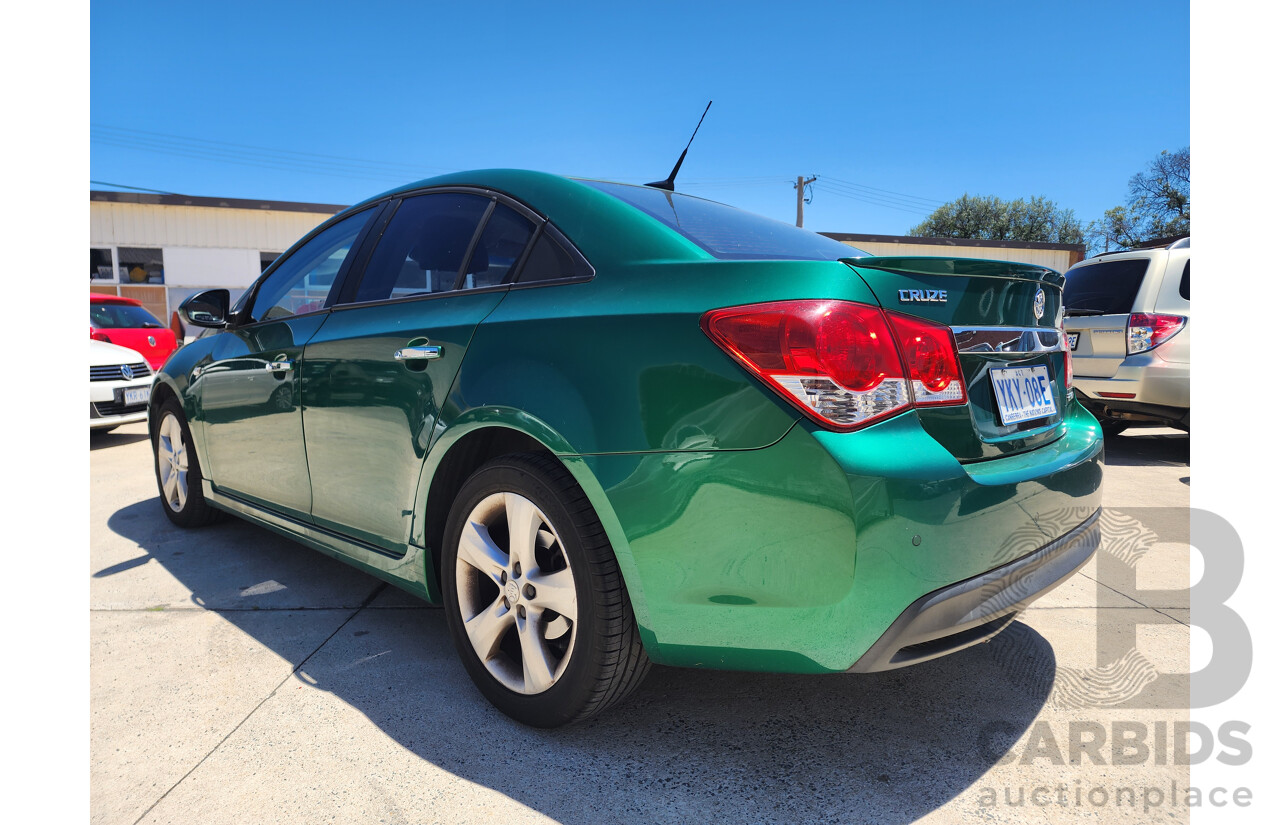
447, 259, 884, 455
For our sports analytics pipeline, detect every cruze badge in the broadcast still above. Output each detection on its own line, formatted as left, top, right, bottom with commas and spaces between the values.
1033, 288, 1046, 320
898, 288, 947, 303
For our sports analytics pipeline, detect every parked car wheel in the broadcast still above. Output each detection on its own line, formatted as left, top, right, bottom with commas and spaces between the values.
152, 398, 224, 527
442, 453, 650, 727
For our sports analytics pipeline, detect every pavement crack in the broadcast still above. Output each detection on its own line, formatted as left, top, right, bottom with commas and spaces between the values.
1148, 605, 1190, 626
1074, 572, 1189, 621
1078, 571, 1147, 608
130, 582, 388, 825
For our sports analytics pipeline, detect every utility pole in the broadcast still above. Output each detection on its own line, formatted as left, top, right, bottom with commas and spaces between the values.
795, 174, 818, 227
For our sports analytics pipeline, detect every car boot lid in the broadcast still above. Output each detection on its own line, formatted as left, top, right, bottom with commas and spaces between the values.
841, 255, 1064, 287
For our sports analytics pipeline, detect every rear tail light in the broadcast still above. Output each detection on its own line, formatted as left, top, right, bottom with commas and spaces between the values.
92, 331, 112, 343
701, 300, 965, 431
1127, 313, 1186, 355
885, 310, 966, 406
1058, 318, 1073, 390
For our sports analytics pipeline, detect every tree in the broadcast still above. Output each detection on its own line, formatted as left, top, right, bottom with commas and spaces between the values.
1087, 148, 1189, 253
909, 194, 1085, 245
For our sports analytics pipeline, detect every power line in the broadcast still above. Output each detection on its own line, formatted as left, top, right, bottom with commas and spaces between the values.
91, 134, 419, 183
92, 124, 452, 176
91, 132, 415, 180
682, 176, 792, 184
819, 179, 942, 212
823, 176, 946, 206
821, 189, 931, 215
91, 126, 453, 184
89, 180, 177, 195
818, 186, 933, 215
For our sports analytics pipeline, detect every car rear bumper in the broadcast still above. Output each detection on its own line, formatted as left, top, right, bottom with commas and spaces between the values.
579, 398, 1104, 673
847, 508, 1100, 671
1075, 353, 1189, 411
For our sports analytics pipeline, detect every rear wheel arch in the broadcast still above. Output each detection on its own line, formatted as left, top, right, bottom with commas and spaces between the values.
416, 423, 650, 636
420, 426, 555, 600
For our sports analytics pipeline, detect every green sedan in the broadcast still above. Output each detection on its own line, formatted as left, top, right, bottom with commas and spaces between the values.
151, 169, 1103, 727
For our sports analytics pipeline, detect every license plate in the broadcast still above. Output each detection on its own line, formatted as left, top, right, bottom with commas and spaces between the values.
991, 366, 1057, 425
123, 386, 151, 406
1067, 333, 1079, 351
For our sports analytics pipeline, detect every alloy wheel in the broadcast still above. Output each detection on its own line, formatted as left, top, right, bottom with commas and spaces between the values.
157, 412, 188, 512
454, 492, 578, 694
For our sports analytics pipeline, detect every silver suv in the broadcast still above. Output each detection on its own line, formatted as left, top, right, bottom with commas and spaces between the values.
1063, 237, 1190, 434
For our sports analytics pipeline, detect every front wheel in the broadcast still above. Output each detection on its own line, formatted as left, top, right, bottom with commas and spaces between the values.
442, 453, 650, 727
152, 398, 223, 527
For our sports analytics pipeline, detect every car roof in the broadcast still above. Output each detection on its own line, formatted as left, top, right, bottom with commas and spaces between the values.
1072, 236, 1191, 270
340, 169, 709, 267
90, 293, 142, 306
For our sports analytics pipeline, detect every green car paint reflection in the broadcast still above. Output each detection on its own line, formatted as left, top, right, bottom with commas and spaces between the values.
154, 169, 1102, 724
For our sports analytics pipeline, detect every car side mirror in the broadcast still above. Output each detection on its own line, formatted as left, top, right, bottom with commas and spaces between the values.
180, 289, 231, 328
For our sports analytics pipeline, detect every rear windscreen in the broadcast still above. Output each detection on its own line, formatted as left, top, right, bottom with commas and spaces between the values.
1063, 259, 1149, 315
579, 180, 866, 260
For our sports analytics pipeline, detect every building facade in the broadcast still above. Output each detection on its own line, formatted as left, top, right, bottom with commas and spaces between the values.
88, 191, 1085, 331
89, 191, 343, 325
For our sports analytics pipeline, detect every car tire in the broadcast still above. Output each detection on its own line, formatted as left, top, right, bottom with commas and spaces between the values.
152, 397, 224, 527
1099, 419, 1128, 437
442, 452, 650, 728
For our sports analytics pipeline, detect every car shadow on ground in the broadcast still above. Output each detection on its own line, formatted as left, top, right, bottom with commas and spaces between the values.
104, 499, 1056, 823
1102, 428, 1188, 468
90, 429, 151, 450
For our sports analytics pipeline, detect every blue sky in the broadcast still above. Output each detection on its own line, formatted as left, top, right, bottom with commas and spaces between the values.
90, 1, 1189, 236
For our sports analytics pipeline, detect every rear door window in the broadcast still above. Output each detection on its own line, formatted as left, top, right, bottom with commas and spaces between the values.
463, 203, 535, 289
1063, 259, 1150, 315
1179, 260, 1190, 300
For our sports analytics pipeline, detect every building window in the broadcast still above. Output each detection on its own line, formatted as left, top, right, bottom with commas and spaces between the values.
90, 248, 115, 281
118, 247, 165, 284
261, 251, 280, 273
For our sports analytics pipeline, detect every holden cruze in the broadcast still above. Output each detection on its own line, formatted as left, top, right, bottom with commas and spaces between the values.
150, 170, 1103, 727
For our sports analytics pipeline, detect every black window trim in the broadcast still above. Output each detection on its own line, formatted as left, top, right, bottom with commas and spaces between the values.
231, 201, 388, 329
506, 222, 546, 286
507, 221, 596, 288
326, 185, 596, 313
452, 198, 498, 291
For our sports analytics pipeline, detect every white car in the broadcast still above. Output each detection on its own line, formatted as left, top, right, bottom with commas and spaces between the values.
90, 340, 154, 431
1063, 237, 1190, 434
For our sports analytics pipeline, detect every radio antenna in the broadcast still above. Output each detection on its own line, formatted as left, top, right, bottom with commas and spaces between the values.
646, 100, 712, 191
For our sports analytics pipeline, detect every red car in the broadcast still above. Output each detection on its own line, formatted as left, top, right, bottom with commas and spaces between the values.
89, 294, 178, 371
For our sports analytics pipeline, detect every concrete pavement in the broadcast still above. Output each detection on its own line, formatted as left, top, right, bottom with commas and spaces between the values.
91, 422, 1192, 824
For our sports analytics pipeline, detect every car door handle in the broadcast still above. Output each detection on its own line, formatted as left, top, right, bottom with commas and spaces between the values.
265, 359, 294, 372
393, 345, 442, 361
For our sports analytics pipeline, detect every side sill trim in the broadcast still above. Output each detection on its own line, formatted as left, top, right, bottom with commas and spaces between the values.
201, 482, 435, 603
